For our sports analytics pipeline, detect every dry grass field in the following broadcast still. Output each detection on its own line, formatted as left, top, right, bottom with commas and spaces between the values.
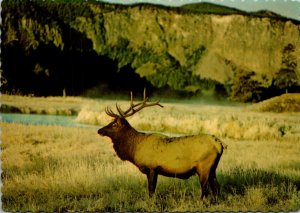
1, 94, 300, 212
1, 95, 88, 115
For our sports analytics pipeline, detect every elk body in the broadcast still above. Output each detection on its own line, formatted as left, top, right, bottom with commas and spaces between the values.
97, 90, 227, 200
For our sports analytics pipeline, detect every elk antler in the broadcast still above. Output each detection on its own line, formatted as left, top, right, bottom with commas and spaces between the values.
105, 106, 119, 118
105, 88, 163, 118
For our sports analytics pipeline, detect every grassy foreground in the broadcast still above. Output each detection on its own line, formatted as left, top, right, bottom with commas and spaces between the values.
1, 94, 300, 211
1, 123, 300, 211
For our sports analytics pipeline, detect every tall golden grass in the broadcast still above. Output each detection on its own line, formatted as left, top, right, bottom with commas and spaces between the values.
1, 94, 300, 211
76, 100, 300, 142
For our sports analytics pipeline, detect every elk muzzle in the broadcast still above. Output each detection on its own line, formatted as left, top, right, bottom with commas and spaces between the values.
97, 127, 107, 136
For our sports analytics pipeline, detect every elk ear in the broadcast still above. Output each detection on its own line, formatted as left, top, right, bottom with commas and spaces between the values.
116, 118, 123, 126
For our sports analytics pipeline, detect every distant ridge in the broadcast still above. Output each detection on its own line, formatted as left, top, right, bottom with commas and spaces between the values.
87, 0, 298, 23
252, 10, 284, 18
126, 2, 298, 22
180, 2, 246, 15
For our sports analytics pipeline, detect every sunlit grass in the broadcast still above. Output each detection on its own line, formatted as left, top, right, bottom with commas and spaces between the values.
1, 122, 300, 212
1, 94, 300, 211
76, 101, 300, 141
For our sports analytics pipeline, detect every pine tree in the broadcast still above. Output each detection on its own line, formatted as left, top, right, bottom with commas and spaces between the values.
273, 44, 298, 94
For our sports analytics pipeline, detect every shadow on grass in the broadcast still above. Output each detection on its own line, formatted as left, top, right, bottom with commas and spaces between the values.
219, 167, 300, 196
4, 166, 298, 212
57, 167, 299, 212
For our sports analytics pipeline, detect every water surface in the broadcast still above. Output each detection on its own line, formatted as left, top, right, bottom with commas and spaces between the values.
1, 113, 96, 128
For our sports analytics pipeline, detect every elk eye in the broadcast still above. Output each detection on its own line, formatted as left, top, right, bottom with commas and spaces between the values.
112, 123, 118, 128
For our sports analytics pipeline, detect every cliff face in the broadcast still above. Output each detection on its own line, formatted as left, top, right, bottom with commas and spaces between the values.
1, 1, 299, 100
83, 4, 299, 82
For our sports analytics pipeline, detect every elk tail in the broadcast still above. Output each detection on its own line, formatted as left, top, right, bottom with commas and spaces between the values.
212, 135, 227, 154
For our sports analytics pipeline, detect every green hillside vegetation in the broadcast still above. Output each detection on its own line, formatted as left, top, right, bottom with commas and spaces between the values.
1, 0, 299, 101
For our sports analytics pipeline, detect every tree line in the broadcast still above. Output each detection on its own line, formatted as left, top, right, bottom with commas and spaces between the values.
1, 0, 299, 101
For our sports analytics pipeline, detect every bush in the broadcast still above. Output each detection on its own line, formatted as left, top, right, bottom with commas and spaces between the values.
230, 70, 264, 102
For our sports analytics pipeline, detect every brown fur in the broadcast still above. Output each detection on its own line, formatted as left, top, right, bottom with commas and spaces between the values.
98, 117, 227, 200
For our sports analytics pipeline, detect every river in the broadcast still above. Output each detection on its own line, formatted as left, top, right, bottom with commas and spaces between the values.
0, 113, 97, 128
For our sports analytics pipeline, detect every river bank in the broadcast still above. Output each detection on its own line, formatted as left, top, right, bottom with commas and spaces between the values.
1, 95, 88, 115
2, 94, 300, 141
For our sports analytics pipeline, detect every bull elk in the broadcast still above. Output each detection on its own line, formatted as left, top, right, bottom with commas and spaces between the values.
97, 89, 227, 200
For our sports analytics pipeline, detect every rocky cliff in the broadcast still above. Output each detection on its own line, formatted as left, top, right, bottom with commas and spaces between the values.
1, 1, 299, 101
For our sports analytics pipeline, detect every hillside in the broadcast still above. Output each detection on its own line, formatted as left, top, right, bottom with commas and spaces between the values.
1, 0, 299, 101
250, 93, 300, 113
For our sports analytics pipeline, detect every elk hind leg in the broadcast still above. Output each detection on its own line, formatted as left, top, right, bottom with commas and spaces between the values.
209, 170, 220, 202
196, 165, 210, 200
209, 155, 221, 201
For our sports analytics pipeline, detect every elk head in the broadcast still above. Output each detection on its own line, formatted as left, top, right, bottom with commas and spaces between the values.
97, 89, 163, 139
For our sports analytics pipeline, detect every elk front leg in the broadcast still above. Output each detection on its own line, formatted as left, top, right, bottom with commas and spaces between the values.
146, 169, 158, 197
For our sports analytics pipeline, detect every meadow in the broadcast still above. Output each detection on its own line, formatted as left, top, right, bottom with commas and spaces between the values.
1, 94, 300, 212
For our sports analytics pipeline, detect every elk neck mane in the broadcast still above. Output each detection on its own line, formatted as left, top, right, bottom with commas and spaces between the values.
111, 120, 146, 162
